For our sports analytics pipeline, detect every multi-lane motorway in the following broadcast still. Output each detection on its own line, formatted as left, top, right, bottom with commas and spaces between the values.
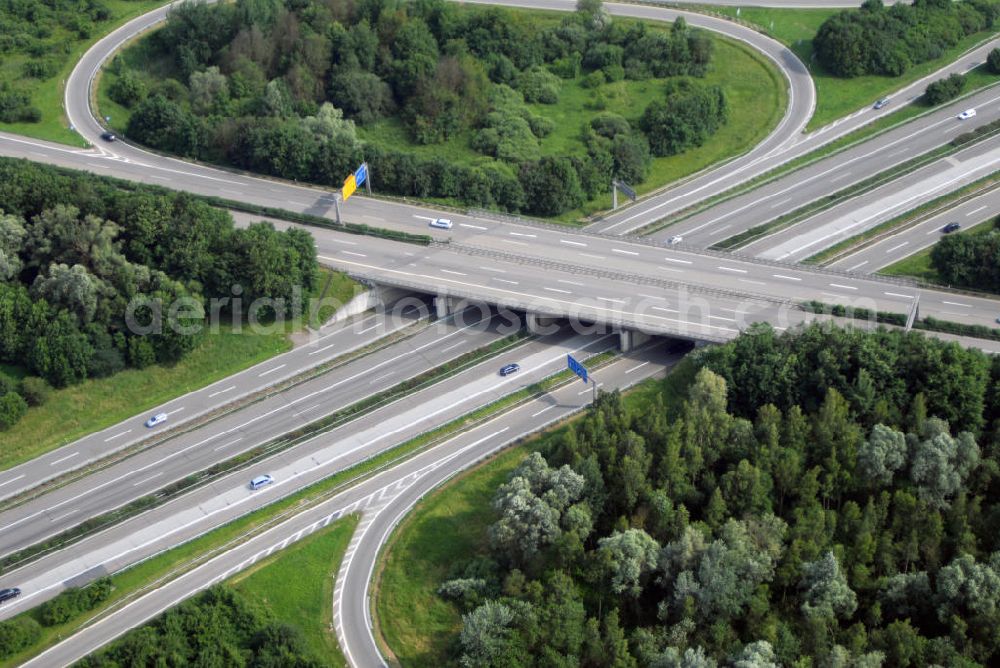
0, 303, 428, 502
0, 310, 517, 556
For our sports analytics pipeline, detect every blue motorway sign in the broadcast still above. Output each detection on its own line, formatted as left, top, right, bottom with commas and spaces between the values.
567, 354, 588, 384
354, 162, 368, 187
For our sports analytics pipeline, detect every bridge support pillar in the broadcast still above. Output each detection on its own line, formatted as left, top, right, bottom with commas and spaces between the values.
619, 329, 651, 353
526, 312, 558, 335
435, 295, 458, 319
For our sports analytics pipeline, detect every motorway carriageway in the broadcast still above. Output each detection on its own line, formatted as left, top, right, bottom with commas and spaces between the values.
0, 308, 514, 556
258, 216, 1000, 335
0, 328, 616, 619
0, 302, 424, 502
744, 136, 1000, 262
829, 187, 1000, 276
646, 86, 1000, 247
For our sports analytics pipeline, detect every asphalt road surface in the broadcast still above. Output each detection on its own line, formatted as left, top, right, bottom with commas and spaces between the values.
0, 329, 616, 620
0, 303, 425, 496
743, 135, 1000, 262
649, 87, 1000, 247
828, 188, 999, 274
0, 309, 515, 556
15, 341, 675, 667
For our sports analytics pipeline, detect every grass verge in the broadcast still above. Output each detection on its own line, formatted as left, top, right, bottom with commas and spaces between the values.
0, 347, 618, 667
372, 376, 674, 668
230, 514, 359, 666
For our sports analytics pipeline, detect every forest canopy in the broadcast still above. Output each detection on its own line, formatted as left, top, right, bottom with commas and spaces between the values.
434, 323, 1000, 667
814, 0, 1000, 78
0, 158, 316, 431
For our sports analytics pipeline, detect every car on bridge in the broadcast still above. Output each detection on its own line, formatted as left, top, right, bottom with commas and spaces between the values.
942, 222, 961, 233
429, 218, 453, 230
0, 588, 21, 604
498, 363, 520, 377
145, 412, 168, 428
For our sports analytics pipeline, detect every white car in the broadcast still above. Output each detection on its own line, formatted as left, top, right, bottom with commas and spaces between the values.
666, 235, 683, 245
145, 412, 168, 428
429, 218, 453, 230
958, 108, 977, 120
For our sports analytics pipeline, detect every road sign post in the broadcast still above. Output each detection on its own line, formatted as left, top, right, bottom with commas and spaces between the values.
356, 162, 371, 195
567, 354, 597, 403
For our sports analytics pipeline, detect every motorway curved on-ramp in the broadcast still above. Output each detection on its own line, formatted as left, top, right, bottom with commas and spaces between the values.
61, 0, 814, 224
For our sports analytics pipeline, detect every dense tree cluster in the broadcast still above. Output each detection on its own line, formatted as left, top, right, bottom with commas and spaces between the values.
930, 215, 1000, 291
815, 0, 999, 78
116, 0, 718, 216
924, 72, 967, 105
0, 158, 316, 431
640, 79, 726, 157
439, 323, 1000, 666
75, 586, 323, 666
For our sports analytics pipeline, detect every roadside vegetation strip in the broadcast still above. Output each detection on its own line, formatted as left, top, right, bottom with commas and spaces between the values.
803, 172, 1000, 266
709, 128, 1000, 252
0, 345, 619, 668
879, 218, 998, 284
801, 301, 1000, 342
373, 374, 672, 668
0, 331, 530, 573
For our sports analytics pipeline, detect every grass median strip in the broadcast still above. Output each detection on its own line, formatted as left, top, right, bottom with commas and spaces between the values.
0, 331, 530, 573
0, 345, 618, 667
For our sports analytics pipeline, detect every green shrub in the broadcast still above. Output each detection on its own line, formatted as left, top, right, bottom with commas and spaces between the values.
0, 391, 27, 430
19, 376, 49, 406
988, 47, 1000, 74
924, 73, 967, 106
0, 617, 41, 659
582, 70, 606, 89
109, 71, 147, 108
516, 67, 561, 104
